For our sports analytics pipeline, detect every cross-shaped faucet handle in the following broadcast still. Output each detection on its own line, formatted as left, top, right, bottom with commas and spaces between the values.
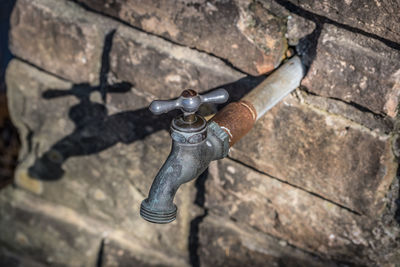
149, 88, 229, 116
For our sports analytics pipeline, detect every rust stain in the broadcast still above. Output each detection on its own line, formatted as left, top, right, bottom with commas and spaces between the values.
181, 89, 197, 97
255, 54, 275, 74
211, 100, 257, 146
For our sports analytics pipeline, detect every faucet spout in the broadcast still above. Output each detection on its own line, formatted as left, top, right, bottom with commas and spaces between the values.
140, 120, 229, 223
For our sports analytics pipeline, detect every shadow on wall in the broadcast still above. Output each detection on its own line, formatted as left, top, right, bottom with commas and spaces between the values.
396, 168, 400, 224
0, 0, 18, 189
27, 30, 170, 180
0, 0, 16, 91
28, 28, 266, 181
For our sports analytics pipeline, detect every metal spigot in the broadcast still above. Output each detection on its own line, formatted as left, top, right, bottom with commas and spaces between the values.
140, 88, 230, 223
140, 56, 304, 224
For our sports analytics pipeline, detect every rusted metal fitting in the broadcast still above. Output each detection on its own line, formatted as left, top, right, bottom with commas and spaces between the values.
211, 100, 257, 146
181, 89, 197, 97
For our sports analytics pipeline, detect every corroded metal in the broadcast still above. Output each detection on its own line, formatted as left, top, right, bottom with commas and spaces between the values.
211, 100, 257, 146
211, 56, 303, 147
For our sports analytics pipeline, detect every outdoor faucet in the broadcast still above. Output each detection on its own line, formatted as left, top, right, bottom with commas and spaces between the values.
140, 88, 230, 223
140, 56, 304, 223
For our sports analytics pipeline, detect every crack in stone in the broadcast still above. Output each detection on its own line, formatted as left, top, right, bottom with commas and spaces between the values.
69, 0, 250, 77
300, 87, 386, 119
96, 237, 105, 267
226, 156, 363, 216
208, 212, 349, 265
296, 88, 393, 135
273, 0, 400, 51
20, 121, 33, 161
13, 57, 71, 83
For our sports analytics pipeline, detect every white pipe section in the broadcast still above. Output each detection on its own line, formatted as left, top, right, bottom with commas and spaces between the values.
242, 56, 304, 120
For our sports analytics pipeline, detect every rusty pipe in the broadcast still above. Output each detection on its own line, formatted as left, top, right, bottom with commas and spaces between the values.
211, 56, 304, 146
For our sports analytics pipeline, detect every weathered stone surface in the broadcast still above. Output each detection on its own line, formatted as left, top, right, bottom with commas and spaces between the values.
76, 0, 287, 76
229, 94, 397, 215
10, 0, 116, 84
0, 187, 101, 266
0, 0, 14, 92
301, 24, 400, 117
100, 239, 186, 267
109, 25, 244, 99
255, 0, 317, 46
0, 248, 46, 267
286, 0, 400, 43
10, 0, 246, 99
205, 159, 398, 264
0, 187, 189, 267
6, 59, 197, 261
285, 12, 315, 46
198, 215, 332, 267
299, 90, 394, 134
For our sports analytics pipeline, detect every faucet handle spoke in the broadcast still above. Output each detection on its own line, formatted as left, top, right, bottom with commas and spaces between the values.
148, 99, 181, 115
199, 88, 229, 105
149, 88, 229, 116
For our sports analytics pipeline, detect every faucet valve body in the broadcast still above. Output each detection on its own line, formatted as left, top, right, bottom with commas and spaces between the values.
140, 89, 230, 223
171, 115, 207, 144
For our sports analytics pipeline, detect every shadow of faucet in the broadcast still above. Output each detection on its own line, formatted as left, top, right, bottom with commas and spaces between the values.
28, 78, 265, 181
27, 29, 174, 180
27, 27, 267, 181
28, 100, 172, 180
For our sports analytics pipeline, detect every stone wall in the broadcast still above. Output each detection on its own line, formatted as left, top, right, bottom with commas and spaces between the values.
1, 0, 399, 266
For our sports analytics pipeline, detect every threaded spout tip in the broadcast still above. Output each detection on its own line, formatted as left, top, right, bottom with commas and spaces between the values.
140, 200, 177, 224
